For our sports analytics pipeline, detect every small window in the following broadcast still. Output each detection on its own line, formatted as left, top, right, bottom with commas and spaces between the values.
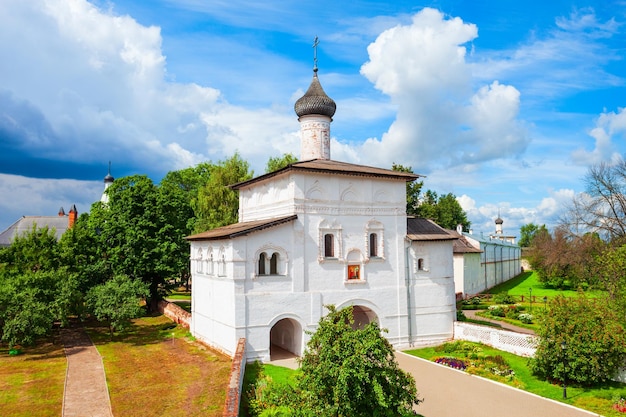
369, 233, 378, 257
270, 252, 279, 275
418, 258, 425, 271
324, 233, 334, 257
208, 252, 214, 275
196, 249, 203, 273
258, 252, 267, 275
347, 264, 360, 280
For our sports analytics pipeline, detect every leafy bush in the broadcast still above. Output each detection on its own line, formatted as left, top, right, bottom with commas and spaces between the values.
518, 313, 533, 324
493, 293, 516, 305
530, 295, 626, 386
487, 305, 505, 317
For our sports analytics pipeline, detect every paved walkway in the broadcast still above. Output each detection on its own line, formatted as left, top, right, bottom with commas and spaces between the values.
270, 353, 597, 416
60, 327, 113, 417
395, 352, 598, 417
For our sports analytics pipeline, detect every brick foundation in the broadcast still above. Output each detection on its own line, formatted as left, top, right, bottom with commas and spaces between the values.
223, 338, 246, 417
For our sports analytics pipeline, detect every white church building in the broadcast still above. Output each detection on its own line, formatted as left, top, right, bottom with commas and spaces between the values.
187, 67, 458, 362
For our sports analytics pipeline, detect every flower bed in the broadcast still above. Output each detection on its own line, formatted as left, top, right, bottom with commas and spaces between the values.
434, 357, 467, 370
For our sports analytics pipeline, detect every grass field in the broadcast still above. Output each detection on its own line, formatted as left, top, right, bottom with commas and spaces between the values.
88, 314, 231, 417
0, 337, 66, 417
406, 341, 626, 417
486, 271, 604, 298
0, 313, 231, 417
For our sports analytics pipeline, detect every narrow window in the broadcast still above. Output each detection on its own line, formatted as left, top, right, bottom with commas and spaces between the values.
324, 233, 334, 257
208, 252, 214, 275
258, 252, 267, 275
270, 252, 279, 275
196, 249, 203, 273
418, 258, 425, 271
369, 233, 378, 257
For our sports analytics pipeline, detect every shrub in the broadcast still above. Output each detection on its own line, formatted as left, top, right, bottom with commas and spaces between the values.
487, 305, 505, 317
530, 295, 626, 386
518, 313, 533, 324
493, 293, 516, 304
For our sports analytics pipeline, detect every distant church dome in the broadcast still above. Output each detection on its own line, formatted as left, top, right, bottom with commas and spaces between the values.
294, 71, 336, 119
495, 217, 503, 225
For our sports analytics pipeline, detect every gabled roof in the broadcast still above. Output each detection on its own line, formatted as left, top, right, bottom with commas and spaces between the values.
406, 217, 458, 241
186, 215, 298, 241
231, 159, 421, 190
453, 235, 483, 254
0, 216, 70, 247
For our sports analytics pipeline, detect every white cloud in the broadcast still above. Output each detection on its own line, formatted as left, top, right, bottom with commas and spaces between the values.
357, 8, 527, 171
0, 0, 222, 174
571, 107, 626, 165
0, 174, 102, 231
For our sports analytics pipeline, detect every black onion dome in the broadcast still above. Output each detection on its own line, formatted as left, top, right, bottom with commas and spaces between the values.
495, 217, 503, 225
294, 72, 336, 118
104, 173, 114, 183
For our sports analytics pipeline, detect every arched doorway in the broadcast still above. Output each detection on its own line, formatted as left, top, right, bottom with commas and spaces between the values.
351, 305, 378, 330
270, 318, 302, 360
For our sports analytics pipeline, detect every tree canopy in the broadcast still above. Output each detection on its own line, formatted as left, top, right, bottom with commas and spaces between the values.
392, 163, 470, 231
298, 306, 422, 417
266, 153, 298, 173
531, 294, 626, 386
194, 153, 253, 232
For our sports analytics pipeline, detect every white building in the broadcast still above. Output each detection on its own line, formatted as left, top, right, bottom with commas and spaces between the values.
453, 219, 522, 297
187, 68, 457, 362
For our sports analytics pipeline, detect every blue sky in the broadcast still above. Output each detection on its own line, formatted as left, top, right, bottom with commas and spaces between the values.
1, 0, 625, 236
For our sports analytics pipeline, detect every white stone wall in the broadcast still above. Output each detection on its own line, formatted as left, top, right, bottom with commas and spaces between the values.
454, 252, 486, 296
191, 170, 456, 361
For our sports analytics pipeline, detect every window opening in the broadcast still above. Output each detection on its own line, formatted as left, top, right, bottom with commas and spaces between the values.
270, 253, 279, 274
324, 234, 334, 257
369, 233, 378, 257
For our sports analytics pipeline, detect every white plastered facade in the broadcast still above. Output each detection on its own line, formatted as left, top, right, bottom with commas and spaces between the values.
189, 169, 456, 361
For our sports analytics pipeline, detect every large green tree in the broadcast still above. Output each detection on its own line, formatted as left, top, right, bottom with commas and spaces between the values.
266, 153, 298, 173
391, 164, 470, 231
194, 153, 253, 232
88, 175, 177, 310
518, 223, 547, 247
298, 306, 422, 417
531, 295, 626, 386
392, 163, 424, 217
86, 274, 149, 338
0, 226, 80, 346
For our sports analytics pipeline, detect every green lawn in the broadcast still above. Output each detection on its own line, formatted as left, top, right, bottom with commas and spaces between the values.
487, 271, 604, 299
406, 341, 626, 417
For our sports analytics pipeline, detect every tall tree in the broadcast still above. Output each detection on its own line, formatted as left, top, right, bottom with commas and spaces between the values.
561, 159, 626, 241
531, 295, 626, 386
518, 223, 547, 247
88, 175, 174, 310
159, 163, 212, 288
392, 163, 424, 216
435, 193, 470, 230
266, 153, 298, 173
298, 305, 422, 417
195, 153, 253, 232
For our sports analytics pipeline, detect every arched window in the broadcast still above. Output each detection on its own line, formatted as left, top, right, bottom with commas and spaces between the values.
324, 233, 334, 257
270, 252, 279, 275
218, 250, 226, 276
258, 252, 267, 275
208, 251, 214, 275
417, 258, 424, 270
369, 233, 378, 257
196, 248, 203, 273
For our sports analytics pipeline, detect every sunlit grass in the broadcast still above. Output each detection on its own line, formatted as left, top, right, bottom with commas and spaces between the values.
0, 338, 65, 417
87, 314, 231, 417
